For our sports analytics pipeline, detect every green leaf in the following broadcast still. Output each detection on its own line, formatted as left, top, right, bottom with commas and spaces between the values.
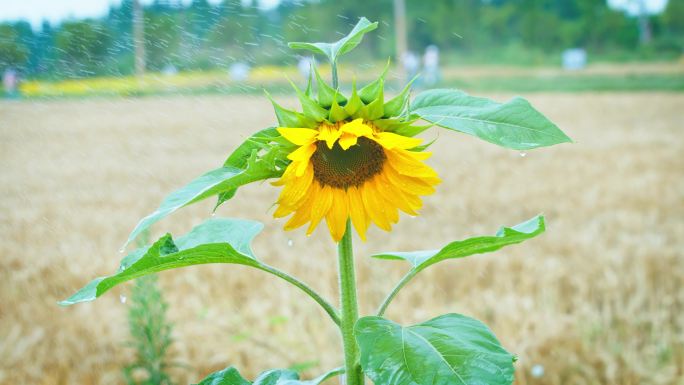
194, 366, 343, 385
313, 65, 346, 108
328, 92, 349, 122
355, 314, 515, 385
374, 215, 545, 272
124, 157, 282, 248
195, 366, 251, 385
61, 218, 263, 306
288, 17, 378, 64
411, 89, 572, 150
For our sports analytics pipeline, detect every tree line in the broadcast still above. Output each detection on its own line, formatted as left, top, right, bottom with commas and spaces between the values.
1, 0, 682, 79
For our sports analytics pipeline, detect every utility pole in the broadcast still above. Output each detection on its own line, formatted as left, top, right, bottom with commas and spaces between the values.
133, 0, 146, 76
393, 0, 407, 84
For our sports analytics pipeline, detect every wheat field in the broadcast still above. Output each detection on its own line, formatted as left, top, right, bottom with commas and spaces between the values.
1, 92, 682, 385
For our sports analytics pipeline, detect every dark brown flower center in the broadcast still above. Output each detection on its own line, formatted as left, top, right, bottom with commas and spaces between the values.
310, 137, 386, 189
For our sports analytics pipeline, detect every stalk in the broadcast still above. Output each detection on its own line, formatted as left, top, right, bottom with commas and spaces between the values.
332, 62, 339, 89
337, 219, 363, 385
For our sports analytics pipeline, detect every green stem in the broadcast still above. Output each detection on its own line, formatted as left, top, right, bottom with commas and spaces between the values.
332, 62, 339, 89
375, 270, 418, 316
259, 264, 341, 326
338, 219, 363, 385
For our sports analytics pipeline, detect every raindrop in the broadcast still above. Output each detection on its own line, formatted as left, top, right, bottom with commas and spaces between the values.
211, 212, 216, 217
531, 364, 544, 378
287, 239, 294, 247
118, 247, 125, 254
119, 295, 127, 304
519, 151, 527, 158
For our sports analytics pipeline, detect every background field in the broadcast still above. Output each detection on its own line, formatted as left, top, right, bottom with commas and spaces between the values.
1, 91, 683, 385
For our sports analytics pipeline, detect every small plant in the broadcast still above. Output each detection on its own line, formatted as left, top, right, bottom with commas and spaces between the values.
123, 274, 176, 385
61, 18, 571, 385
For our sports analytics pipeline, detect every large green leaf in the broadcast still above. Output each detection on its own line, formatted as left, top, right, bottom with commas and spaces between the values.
60, 218, 263, 306
374, 215, 545, 315
355, 314, 515, 385
411, 89, 572, 150
288, 18, 378, 63
124, 152, 283, 248
195, 366, 343, 385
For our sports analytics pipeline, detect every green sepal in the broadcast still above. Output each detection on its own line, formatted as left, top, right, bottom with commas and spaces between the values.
329, 91, 349, 122
361, 78, 384, 120
288, 17, 378, 64
313, 65, 346, 108
265, 91, 316, 128
391, 122, 432, 137
344, 79, 363, 116
355, 314, 515, 385
304, 64, 314, 98
60, 218, 264, 306
383, 75, 417, 118
409, 136, 437, 152
358, 59, 389, 104
372, 117, 424, 136
194, 365, 343, 385
289, 79, 328, 122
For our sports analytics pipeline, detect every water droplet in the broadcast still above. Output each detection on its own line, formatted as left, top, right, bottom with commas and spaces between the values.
211, 212, 216, 217
519, 151, 527, 158
531, 364, 544, 378
119, 295, 127, 304
118, 247, 125, 254
287, 239, 294, 247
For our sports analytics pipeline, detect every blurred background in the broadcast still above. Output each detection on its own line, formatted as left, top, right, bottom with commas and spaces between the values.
1, 1, 683, 385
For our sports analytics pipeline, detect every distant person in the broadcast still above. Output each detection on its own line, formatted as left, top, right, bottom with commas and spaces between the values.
401, 51, 420, 82
423, 45, 441, 87
3, 68, 19, 98
298, 56, 316, 81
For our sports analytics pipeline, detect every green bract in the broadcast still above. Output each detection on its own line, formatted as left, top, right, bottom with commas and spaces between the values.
63, 17, 571, 385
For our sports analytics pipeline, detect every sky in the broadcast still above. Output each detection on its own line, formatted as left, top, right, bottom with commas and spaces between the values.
0, 0, 671, 30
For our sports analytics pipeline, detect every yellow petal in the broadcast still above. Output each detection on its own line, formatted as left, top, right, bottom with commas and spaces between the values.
361, 180, 392, 231
317, 124, 341, 149
338, 133, 358, 150
326, 188, 349, 241
375, 171, 418, 216
374, 132, 422, 150
284, 185, 317, 230
370, 177, 399, 223
386, 149, 439, 178
277, 127, 319, 146
340, 118, 373, 137
384, 165, 436, 195
276, 163, 314, 208
347, 186, 369, 241
287, 143, 316, 162
307, 184, 334, 235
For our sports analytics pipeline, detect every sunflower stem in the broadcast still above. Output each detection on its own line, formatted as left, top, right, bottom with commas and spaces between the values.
332, 62, 339, 90
337, 219, 363, 385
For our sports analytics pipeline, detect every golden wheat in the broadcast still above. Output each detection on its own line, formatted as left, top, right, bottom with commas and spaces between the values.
0, 92, 682, 385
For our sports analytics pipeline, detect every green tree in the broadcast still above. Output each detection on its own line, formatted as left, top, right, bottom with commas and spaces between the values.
0, 23, 30, 72
54, 21, 112, 76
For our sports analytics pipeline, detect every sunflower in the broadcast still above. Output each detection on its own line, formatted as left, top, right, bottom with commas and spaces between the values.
272, 118, 440, 241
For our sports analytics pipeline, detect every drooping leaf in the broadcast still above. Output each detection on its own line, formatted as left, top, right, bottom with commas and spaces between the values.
124, 157, 283, 248
411, 89, 572, 150
355, 314, 515, 385
61, 218, 263, 306
373, 215, 545, 273
194, 366, 343, 385
288, 17, 378, 63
